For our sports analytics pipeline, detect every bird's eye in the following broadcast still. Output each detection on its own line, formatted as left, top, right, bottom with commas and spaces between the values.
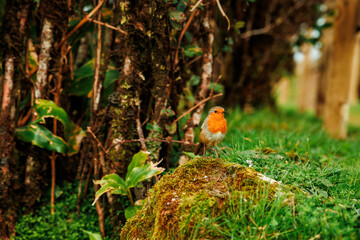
214, 110, 218, 113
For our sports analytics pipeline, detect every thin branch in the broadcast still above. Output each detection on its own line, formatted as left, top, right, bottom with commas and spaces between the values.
135, 103, 148, 152
240, 0, 305, 39
87, 127, 107, 154
174, 9, 198, 67
107, 138, 197, 154
209, 75, 222, 97
56, 0, 105, 50
91, 9, 103, 115
172, 93, 223, 125
89, 19, 127, 35
216, 0, 230, 30
190, 0, 203, 11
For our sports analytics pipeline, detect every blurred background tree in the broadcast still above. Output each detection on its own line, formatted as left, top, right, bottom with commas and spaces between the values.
2, 0, 360, 238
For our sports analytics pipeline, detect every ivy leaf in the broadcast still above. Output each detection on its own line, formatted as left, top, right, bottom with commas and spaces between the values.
15, 123, 69, 153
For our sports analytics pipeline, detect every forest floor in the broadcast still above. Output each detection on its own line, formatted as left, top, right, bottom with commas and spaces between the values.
14, 107, 360, 239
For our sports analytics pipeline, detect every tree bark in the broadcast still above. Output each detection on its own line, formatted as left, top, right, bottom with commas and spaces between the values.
0, 0, 32, 238
184, 8, 214, 147
323, 0, 360, 138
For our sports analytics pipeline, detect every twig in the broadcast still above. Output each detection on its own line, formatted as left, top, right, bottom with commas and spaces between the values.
216, 0, 230, 30
89, 19, 127, 35
172, 93, 223, 124
56, 0, 105, 50
135, 102, 147, 151
87, 127, 107, 155
174, 9, 198, 67
107, 138, 197, 154
240, 0, 305, 39
209, 75, 222, 97
190, 0, 203, 11
91, 9, 103, 115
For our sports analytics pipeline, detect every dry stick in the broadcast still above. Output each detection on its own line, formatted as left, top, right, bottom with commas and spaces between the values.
174, 9, 198, 67
190, 0, 203, 11
91, 10, 103, 115
135, 104, 148, 151
216, 0, 230, 31
89, 19, 127, 35
106, 138, 198, 154
87, 127, 107, 155
172, 93, 223, 125
83, 164, 93, 199
56, 0, 105, 51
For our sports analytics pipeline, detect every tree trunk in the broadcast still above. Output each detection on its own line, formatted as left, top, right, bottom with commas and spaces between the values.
316, 27, 334, 117
323, 0, 360, 138
296, 43, 319, 112
0, 0, 32, 238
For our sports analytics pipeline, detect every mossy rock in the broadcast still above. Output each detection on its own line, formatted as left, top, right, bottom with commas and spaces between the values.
120, 157, 293, 239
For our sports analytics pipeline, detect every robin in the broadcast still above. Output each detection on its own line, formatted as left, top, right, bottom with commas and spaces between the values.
194, 106, 227, 157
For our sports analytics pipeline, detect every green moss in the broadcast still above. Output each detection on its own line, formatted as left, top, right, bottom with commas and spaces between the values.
120, 157, 293, 239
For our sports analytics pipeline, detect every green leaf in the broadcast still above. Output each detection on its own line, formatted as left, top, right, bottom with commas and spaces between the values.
184, 45, 203, 58
125, 205, 142, 220
183, 151, 197, 159
169, 10, 185, 23
160, 108, 175, 117
125, 151, 164, 189
15, 123, 68, 153
33, 99, 71, 134
125, 162, 164, 189
165, 122, 177, 135
82, 230, 102, 240
209, 82, 224, 93
126, 151, 149, 176
68, 59, 94, 96
189, 75, 200, 86
234, 21, 245, 29
93, 173, 127, 205
66, 123, 86, 156
103, 66, 120, 88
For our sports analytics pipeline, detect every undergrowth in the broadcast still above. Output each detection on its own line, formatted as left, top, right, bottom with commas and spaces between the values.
14, 108, 360, 239
14, 181, 115, 240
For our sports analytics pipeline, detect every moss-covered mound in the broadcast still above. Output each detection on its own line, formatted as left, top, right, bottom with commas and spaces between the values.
120, 157, 293, 239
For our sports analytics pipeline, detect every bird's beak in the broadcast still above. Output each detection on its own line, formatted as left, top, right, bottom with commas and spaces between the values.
223, 111, 228, 116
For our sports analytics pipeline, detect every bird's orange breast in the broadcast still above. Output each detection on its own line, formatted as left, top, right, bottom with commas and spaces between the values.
207, 114, 227, 134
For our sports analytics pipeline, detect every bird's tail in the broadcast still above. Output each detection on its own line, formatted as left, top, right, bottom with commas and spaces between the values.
194, 142, 205, 156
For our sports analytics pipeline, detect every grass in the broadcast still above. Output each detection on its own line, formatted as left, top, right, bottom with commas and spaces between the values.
214, 107, 360, 239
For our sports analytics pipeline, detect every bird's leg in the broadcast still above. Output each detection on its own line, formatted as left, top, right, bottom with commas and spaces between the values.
203, 145, 206, 157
